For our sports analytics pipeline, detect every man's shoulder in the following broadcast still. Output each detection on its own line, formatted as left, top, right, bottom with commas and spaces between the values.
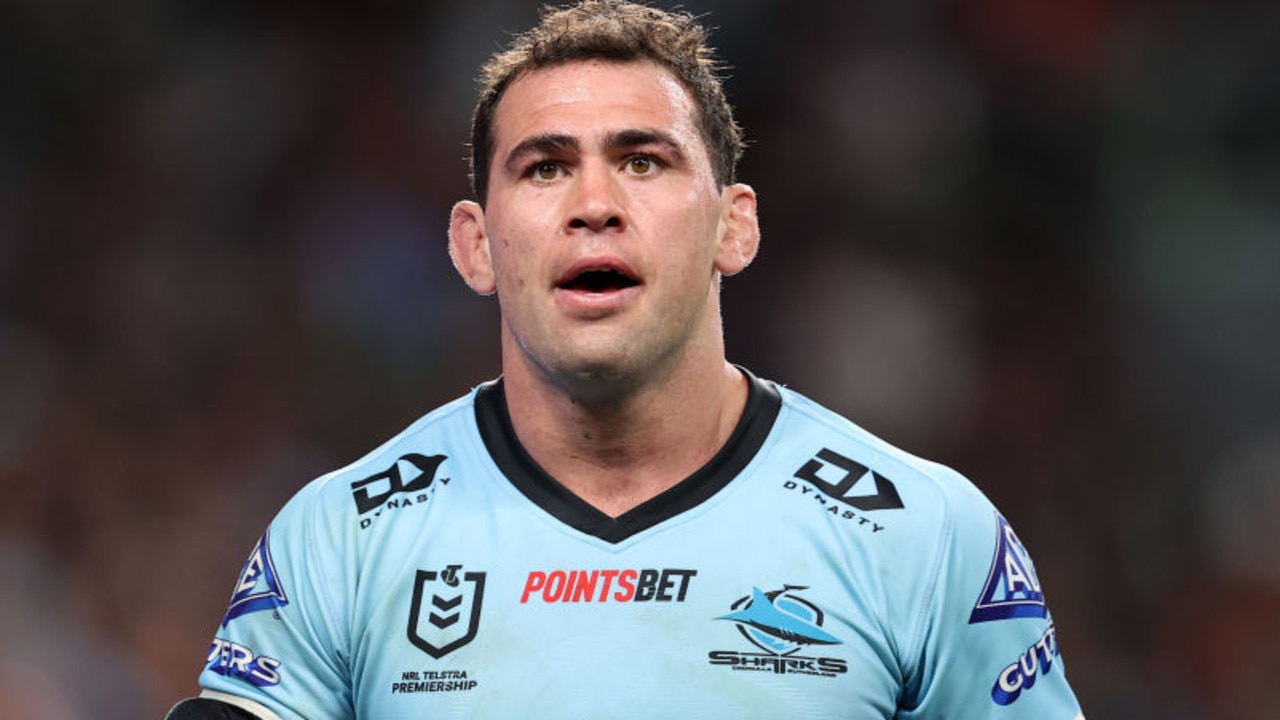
277, 385, 488, 527
767, 382, 995, 531
765, 382, 1020, 619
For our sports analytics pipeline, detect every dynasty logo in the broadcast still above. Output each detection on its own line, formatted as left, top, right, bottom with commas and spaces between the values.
783, 448, 904, 533
351, 453, 449, 529
709, 585, 847, 677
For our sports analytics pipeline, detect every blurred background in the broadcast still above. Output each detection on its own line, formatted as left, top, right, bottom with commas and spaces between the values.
1, 0, 1278, 717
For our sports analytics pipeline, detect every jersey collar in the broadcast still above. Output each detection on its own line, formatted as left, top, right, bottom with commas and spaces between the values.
473, 368, 782, 543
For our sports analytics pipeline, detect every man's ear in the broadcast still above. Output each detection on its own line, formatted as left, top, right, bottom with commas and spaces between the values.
714, 183, 760, 277
449, 200, 497, 295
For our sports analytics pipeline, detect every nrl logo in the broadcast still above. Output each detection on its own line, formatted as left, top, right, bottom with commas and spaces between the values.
407, 565, 486, 658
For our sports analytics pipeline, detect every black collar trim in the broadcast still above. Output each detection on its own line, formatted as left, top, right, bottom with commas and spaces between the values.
473, 369, 781, 544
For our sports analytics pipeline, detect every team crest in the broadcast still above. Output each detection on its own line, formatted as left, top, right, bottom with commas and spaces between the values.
969, 513, 1047, 623
720, 585, 841, 653
709, 584, 847, 677
407, 565, 486, 658
222, 529, 288, 626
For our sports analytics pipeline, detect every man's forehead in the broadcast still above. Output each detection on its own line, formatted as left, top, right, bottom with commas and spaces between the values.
491, 59, 701, 151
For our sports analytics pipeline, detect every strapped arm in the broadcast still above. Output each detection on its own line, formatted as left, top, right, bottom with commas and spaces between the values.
165, 691, 282, 720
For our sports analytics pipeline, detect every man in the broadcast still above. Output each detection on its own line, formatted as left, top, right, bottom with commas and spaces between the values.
168, 1, 1085, 718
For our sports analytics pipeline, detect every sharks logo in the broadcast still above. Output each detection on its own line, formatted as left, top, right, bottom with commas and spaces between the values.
709, 585, 847, 677
221, 529, 288, 626
719, 585, 841, 652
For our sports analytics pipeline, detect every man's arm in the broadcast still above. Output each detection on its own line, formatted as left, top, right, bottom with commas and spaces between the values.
166, 691, 286, 720
165, 698, 259, 720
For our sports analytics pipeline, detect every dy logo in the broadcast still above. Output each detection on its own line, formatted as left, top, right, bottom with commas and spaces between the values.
350, 453, 447, 515
793, 448, 904, 511
407, 565, 485, 658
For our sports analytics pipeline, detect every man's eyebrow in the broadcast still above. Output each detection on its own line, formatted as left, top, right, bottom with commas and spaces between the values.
604, 129, 687, 161
503, 133, 579, 173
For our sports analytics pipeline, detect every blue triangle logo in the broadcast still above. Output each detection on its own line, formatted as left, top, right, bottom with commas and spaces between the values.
969, 513, 1047, 624
221, 529, 288, 626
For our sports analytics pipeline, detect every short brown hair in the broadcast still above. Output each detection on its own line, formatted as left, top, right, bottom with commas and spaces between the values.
468, 0, 744, 204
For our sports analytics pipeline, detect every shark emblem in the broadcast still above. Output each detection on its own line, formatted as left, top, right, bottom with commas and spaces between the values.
718, 585, 841, 654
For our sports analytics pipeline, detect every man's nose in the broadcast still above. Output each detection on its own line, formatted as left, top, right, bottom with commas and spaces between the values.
566, 163, 625, 233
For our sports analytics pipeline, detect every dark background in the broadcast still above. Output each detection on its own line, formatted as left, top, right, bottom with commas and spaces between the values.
2, 1, 1278, 718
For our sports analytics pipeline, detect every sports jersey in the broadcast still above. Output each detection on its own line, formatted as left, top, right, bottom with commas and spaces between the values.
196, 370, 1085, 719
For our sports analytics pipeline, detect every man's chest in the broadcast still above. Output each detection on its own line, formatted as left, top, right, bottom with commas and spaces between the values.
347, 515, 902, 719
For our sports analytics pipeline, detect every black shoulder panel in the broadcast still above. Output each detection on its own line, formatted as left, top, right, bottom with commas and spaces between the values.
165, 698, 262, 720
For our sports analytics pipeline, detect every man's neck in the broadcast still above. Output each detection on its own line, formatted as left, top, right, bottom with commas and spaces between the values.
502, 359, 749, 518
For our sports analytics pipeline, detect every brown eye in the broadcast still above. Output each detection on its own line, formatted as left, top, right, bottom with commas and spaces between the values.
627, 156, 654, 175
535, 162, 559, 180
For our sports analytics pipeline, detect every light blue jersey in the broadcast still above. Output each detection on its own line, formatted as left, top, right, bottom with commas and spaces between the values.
197, 371, 1084, 719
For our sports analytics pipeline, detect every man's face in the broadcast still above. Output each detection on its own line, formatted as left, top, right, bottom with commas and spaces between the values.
457, 59, 755, 391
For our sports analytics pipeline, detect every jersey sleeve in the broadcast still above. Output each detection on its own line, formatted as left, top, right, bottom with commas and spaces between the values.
898, 469, 1085, 720
196, 480, 355, 720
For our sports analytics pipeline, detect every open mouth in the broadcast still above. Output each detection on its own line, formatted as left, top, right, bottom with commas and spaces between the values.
558, 268, 640, 293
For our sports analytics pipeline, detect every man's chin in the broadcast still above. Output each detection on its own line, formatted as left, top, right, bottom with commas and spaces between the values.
543, 355, 655, 403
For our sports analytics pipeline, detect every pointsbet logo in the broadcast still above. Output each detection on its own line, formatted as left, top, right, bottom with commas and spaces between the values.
520, 568, 697, 603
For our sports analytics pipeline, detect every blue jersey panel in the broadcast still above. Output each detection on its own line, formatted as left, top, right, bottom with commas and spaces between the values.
197, 376, 1084, 719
